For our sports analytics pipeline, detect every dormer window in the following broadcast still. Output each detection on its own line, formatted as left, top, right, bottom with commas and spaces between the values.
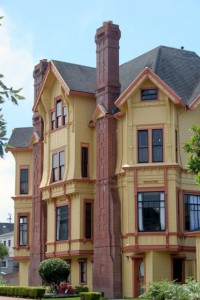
141, 88, 158, 100
51, 97, 67, 130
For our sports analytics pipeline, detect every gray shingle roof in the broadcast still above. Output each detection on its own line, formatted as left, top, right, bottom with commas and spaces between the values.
0, 223, 14, 235
52, 60, 96, 94
119, 46, 200, 105
53, 46, 200, 106
7, 127, 33, 149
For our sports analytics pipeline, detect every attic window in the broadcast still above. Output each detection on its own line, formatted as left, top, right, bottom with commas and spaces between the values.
141, 88, 158, 101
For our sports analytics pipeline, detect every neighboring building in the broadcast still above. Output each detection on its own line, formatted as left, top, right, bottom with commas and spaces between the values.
7, 21, 200, 298
0, 223, 16, 274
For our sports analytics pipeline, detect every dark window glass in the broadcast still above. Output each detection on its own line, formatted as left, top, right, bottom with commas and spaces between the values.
80, 261, 86, 283
20, 169, 28, 194
59, 151, 65, 180
56, 100, 62, 127
52, 153, 58, 182
184, 195, 200, 231
63, 106, 67, 125
141, 89, 157, 100
85, 203, 92, 239
1, 261, 6, 268
138, 192, 165, 232
138, 130, 148, 163
19, 216, 27, 246
51, 111, 55, 130
152, 129, 163, 162
56, 206, 69, 240
8, 240, 11, 247
175, 130, 178, 163
81, 147, 88, 177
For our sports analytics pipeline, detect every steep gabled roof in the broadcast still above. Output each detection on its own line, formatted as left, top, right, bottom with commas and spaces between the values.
49, 46, 200, 107
120, 46, 200, 106
7, 127, 33, 150
52, 60, 96, 94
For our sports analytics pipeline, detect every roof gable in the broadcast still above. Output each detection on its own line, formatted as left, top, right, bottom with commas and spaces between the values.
115, 67, 183, 108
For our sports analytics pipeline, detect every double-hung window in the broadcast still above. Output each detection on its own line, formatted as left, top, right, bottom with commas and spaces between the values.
52, 151, 65, 182
138, 192, 165, 232
138, 129, 163, 163
20, 168, 28, 194
56, 206, 69, 240
184, 194, 200, 231
19, 216, 28, 246
84, 202, 93, 239
51, 98, 67, 130
79, 261, 87, 283
81, 146, 88, 178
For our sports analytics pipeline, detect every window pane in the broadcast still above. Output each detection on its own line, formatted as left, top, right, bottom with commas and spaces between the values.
138, 192, 165, 232
85, 203, 92, 239
63, 106, 67, 125
184, 195, 200, 230
20, 169, 28, 194
59, 151, 65, 180
82, 147, 88, 177
80, 262, 86, 283
138, 131, 148, 163
141, 89, 157, 100
19, 216, 27, 246
152, 129, 163, 162
51, 111, 55, 130
52, 153, 58, 182
56, 206, 68, 240
56, 100, 62, 127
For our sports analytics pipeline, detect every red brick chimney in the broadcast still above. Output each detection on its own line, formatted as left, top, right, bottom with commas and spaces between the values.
93, 21, 122, 298
29, 60, 48, 286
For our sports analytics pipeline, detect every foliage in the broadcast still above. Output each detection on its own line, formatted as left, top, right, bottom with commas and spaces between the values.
140, 278, 200, 300
183, 124, 200, 186
0, 16, 25, 158
0, 243, 9, 260
0, 285, 45, 298
0, 276, 7, 286
38, 258, 70, 292
80, 292, 101, 300
74, 285, 89, 295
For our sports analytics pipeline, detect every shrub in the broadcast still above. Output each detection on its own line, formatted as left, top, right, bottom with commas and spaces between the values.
0, 276, 7, 286
0, 286, 45, 298
74, 285, 89, 295
38, 258, 70, 292
141, 279, 200, 300
80, 292, 101, 300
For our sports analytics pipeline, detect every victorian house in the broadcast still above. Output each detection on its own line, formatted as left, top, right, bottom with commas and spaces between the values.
7, 21, 200, 298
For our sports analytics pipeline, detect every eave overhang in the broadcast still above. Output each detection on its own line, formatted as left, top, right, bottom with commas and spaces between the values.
33, 61, 70, 112
115, 67, 184, 108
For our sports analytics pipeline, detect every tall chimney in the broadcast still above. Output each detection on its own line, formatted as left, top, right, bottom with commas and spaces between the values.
93, 21, 122, 298
29, 60, 48, 286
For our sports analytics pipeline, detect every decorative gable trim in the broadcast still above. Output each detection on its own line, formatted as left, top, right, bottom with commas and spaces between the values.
188, 95, 200, 110
33, 61, 70, 112
92, 104, 108, 123
115, 67, 184, 108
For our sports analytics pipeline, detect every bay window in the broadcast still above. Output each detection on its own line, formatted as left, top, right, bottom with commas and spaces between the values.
138, 192, 165, 232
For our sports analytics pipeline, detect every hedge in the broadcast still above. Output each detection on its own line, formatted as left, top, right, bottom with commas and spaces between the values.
0, 286, 45, 299
80, 292, 101, 300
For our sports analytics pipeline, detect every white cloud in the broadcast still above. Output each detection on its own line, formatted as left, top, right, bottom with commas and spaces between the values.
0, 8, 35, 223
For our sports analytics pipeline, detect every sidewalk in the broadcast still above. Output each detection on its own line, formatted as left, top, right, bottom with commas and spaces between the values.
0, 296, 34, 300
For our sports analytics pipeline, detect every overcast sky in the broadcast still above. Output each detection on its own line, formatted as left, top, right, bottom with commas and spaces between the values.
0, 0, 200, 222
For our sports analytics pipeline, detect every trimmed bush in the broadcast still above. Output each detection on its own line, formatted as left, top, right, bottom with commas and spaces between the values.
80, 292, 101, 300
74, 285, 89, 295
0, 286, 45, 299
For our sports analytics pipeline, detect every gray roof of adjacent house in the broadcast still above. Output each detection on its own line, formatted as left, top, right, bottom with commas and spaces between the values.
0, 223, 14, 235
7, 127, 33, 149
54, 45, 200, 106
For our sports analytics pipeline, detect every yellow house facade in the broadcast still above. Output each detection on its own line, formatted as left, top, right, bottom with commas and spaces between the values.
7, 21, 200, 298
